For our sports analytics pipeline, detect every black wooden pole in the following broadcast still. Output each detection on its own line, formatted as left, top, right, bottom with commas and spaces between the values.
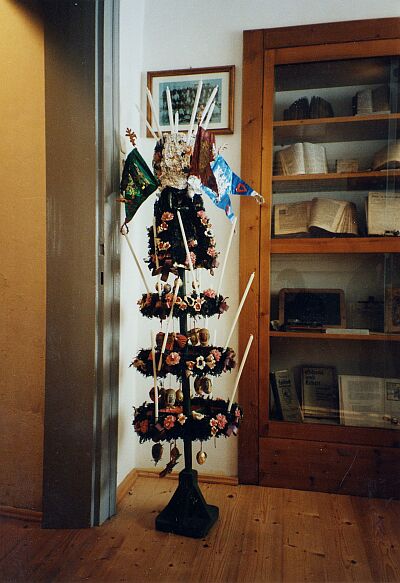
179, 267, 193, 472
155, 267, 218, 537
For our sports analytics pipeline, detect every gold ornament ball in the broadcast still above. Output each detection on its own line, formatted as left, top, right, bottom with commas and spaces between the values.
196, 450, 207, 465
175, 388, 184, 402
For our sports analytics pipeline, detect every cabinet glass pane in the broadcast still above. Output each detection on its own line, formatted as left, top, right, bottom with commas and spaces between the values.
268, 52, 400, 431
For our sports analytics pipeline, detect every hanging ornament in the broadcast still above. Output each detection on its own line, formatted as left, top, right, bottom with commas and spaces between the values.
196, 443, 207, 465
175, 388, 184, 403
165, 388, 176, 407
200, 376, 212, 395
194, 377, 203, 395
149, 386, 165, 403
170, 442, 181, 462
152, 442, 163, 465
198, 328, 210, 346
163, 283, 172, 293
159, 442, 182, 478
188, 327, 200, 345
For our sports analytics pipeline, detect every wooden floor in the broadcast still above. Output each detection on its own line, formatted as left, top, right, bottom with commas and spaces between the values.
1, 476, 399, 583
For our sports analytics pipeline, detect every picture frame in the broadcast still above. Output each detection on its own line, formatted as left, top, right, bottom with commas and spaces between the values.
278, 288, 346, 330
146, 65, 235, 135
385, 288, 400, 333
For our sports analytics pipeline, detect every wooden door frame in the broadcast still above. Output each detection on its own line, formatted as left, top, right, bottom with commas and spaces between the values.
42, 0, 120, 528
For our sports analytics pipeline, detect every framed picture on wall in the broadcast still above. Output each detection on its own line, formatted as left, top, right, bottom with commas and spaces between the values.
146, 65, 235, 135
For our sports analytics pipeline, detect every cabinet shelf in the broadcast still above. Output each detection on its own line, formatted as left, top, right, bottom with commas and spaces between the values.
271, 237, 400, 254
273, 113, 400, 144
272, 170, 400, 193
270, 331, 400, 341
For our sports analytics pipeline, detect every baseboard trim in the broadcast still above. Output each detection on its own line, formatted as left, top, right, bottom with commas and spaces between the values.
1, 469, 237, 521
135, 468, 239, 486
116, 468, 139, 506
0, 505, 42, 522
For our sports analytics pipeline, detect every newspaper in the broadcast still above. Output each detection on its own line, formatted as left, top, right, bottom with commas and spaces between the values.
274, 201, 311, 235
367, 192, 400, 235
339, 375, 400, 428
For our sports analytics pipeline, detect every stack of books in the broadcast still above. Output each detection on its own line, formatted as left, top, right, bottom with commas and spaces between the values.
283, 96, 334, 120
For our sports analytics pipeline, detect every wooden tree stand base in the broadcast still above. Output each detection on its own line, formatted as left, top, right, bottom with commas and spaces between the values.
155, 468, 219, 538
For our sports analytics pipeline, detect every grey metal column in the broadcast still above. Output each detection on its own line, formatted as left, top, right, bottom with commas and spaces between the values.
42, 0, 120, 529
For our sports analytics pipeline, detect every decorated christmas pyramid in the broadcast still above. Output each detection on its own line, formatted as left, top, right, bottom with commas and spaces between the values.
120, 84, 260, 537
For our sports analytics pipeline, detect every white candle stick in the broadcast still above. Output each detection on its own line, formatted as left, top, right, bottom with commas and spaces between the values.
174, 111, 179, 133
176, 210, 199, 295
151, 331, 159, 421
202, 101, 215, 130
217, 216, 237, 296
135, 104, 158, 140
158, 278, 180, 370
153, 217, 161, 298
197, 268, 202, 290
227, 334, 254, 411
122, 232, 151, 294
224, 271, 255, 350
166, 87, 174, 131
146, 87, 163, 139
200, 86, 218, 126
186, 80, 203, 143
213, 329, 217, 346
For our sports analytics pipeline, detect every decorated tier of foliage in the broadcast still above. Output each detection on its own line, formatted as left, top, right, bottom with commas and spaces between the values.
147, 188, 219, 279
131, 345, 236, 380
137, 289, 229, 320
133, 397, 243, 443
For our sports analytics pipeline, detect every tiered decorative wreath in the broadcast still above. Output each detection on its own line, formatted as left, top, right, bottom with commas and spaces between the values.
131, 345, 236, 379
137, 289, 229, 320
133, 397, 243, 443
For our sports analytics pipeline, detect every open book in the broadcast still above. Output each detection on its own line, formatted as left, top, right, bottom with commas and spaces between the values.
274, 197, 358, 237
274, 142, 328, 175
366, 191, 400, 235
339, 375, 400, 429
372, 142, 400, 171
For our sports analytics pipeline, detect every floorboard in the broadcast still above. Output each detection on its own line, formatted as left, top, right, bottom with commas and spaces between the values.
0, 477, 399, 583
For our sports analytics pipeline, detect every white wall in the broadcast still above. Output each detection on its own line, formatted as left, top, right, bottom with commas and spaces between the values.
118, 0, 400, 484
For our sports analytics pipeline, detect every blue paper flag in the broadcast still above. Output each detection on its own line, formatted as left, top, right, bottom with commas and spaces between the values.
199, 155, 263, 222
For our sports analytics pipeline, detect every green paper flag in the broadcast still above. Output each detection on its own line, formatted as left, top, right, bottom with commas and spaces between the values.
120, 148, 159, 224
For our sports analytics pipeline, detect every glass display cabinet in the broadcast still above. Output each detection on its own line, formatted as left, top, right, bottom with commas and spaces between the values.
239, 19, 400, 497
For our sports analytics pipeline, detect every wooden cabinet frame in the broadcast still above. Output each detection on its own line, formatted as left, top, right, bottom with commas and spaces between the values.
239, 19, 400, 496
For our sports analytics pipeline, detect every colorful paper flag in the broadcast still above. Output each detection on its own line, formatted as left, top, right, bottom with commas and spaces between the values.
120, 148, 159, 225
199, 155, 263, 221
